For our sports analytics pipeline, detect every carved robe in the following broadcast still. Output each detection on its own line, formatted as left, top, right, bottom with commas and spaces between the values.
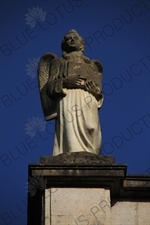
47, 53, 103, 155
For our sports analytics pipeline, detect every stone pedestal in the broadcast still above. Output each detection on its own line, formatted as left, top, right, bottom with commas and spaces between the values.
45, 188, 111, 225
27, 153, 150, 225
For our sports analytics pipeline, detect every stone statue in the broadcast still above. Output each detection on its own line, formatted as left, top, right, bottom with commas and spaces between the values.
38, 29, 104, 156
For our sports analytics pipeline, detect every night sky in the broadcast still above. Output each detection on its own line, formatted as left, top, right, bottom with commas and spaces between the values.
0, 0, 150, 224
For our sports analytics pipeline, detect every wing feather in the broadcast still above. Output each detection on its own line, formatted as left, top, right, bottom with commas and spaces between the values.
38, 52, 58, 120
38, 52, 57, 90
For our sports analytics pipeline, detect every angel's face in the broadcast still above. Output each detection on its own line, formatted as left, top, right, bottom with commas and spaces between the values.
64, 33, 82, 52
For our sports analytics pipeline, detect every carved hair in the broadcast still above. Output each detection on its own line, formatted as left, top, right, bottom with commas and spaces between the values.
61, 29, 85, 53
61, 30, 90, 63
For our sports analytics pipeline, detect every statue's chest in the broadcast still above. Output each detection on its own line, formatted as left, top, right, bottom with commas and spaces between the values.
67, 61, 94, 79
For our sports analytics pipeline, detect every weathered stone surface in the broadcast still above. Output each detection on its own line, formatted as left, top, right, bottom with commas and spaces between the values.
27, 162, 150, 225
50, 188, 111, 225
40, 152, 115, 165
29, 163, 150, 199
124, 174, 150, 187
111, 201, 150, 225
44, 188, 150, 225
45, 189, 50, 225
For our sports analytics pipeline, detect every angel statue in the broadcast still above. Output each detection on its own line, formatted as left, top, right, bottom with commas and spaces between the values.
38, 29, 104, 156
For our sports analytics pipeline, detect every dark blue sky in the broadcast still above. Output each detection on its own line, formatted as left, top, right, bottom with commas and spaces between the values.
0, 0, 150, 224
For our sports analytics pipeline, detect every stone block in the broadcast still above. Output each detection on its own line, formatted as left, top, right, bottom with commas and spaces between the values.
45, 188, 111, 225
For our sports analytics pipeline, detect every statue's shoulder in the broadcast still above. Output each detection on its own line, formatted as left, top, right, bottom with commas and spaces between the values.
91, 59, 103, 73
83, 55, 103, 73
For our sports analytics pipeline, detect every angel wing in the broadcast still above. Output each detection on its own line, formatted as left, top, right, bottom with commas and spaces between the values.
92, 59, 104, 108
38, 52, 58, 120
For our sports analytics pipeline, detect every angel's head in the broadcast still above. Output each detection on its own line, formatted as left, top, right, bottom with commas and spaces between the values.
61, 29, 85, 54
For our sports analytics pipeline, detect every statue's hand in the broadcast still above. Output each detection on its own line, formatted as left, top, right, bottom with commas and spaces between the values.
85, 80, 102, 100
63, 76, 85, 88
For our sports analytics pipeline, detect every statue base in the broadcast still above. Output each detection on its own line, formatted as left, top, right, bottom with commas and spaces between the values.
27, 153, 150, 225
40, 152, 115, 165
